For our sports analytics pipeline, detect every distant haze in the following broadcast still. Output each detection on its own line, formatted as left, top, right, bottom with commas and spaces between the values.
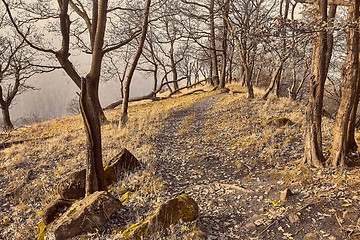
4, 70, 152, 126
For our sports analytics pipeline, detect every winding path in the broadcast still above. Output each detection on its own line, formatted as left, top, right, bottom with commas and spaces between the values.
153, 94, 255, 239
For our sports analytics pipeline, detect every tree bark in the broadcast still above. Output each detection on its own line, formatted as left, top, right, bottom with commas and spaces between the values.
80, 0, 108, 196
346, 80, 360, 153
325, 5, 337, 75
209, 0, 219, 87
1, 106, 14, 130
80, 78, 107, 195
244, 64, 254, 99
328, 1, 359, 167
303, 0, 328, 168
263, 65, 283, 99
55, 2, 107, 124
219, 0, 229, 89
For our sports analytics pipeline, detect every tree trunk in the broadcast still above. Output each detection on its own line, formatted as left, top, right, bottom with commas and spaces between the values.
263, 65, 283, 99
244, 65, 254, 99
325, 5, 337, 75
1, 106, 14, 130
328, 1, 359, 167
219, 0, 229, 89
303, 0, 328, 168
275, 68, 282, 97
120, 0, 151, 125
80, 78, 107, 196
94, 82, 107, 124
171, 62, 179, 91
55, 38, 107, 125
346, 83, 360, 153
80, 0, 108, 196
209, 0, 219, 87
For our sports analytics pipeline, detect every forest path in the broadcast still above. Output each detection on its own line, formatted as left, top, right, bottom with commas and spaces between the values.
153, 92, 266, 239
152, 91, 354, 240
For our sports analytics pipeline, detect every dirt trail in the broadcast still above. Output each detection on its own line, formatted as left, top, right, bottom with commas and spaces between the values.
152, 93, 358, 240
154, 94, 261, 239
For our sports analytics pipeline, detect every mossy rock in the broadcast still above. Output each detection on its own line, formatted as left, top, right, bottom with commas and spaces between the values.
42, 198, 75, 225
45, 191, 122, 240
37, 220, 47, 240
57, 148, 140, 200
121, 194, 199, 239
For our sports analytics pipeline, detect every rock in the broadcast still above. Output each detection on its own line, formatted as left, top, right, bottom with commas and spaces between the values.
187, 228, 207, 240
44, 191, 122, 240
57, 169, 86, 200
57, 148, 140, 200
288, 213, 300, 224
42, 198, 75, 225
104, 148, 141, 185
220, 87, 230, 93
280, 188, 293, 202
251, 214, 265, 226
121, 194, 198, 239
265, 117, 293, 127
245, 222, 256, 230
303, 232, 318, 240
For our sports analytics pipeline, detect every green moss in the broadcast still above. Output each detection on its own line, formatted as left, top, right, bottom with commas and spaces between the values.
120, 191, 133, 205
37, 220, 47, 240
121, 222, 149, 239
121, 194, 198, 239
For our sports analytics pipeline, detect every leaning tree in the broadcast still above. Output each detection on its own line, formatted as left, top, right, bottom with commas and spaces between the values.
1, 0, 143, 195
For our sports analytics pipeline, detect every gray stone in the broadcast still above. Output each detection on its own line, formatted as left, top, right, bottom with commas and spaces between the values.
288, 213, 300, 223
303, 232, 318, 240
245, 222, 256, 230
104, 148, 141, 185
280, 188, 293, 202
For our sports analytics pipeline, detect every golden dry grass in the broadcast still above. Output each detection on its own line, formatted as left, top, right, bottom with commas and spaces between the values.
1, 83, 360, 239
0, 85, 218, 238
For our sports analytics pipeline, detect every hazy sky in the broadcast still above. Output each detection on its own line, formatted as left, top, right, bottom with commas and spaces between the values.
5, 70, 152, 126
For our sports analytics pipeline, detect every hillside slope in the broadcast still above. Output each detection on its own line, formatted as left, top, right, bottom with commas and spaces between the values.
0, 84, 359, 239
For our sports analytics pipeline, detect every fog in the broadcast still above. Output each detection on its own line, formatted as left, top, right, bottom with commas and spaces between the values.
3, 70, 153, 126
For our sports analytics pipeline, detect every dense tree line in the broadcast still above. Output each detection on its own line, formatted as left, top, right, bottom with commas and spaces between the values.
1, 0, 359, 194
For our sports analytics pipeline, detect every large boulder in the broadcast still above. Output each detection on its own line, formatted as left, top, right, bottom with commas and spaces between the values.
121, 194, 199, 239
57, 148, 140, 200
44, 191, 122, 240
104, 148, 141, 185
57, 169, 86, 200
42, 198, 75, 225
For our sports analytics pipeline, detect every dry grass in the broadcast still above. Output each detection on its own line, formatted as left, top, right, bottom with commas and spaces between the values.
0, 85, 218, 239
1, 83, 360, 239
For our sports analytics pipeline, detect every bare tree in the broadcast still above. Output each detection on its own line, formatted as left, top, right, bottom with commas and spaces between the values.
0, 15, 57, 130
302, 0, 328, 168
219, 0, 229, 89
2, 0, 141, 124
226, 0, 275, 98
120, 0, 152, 125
